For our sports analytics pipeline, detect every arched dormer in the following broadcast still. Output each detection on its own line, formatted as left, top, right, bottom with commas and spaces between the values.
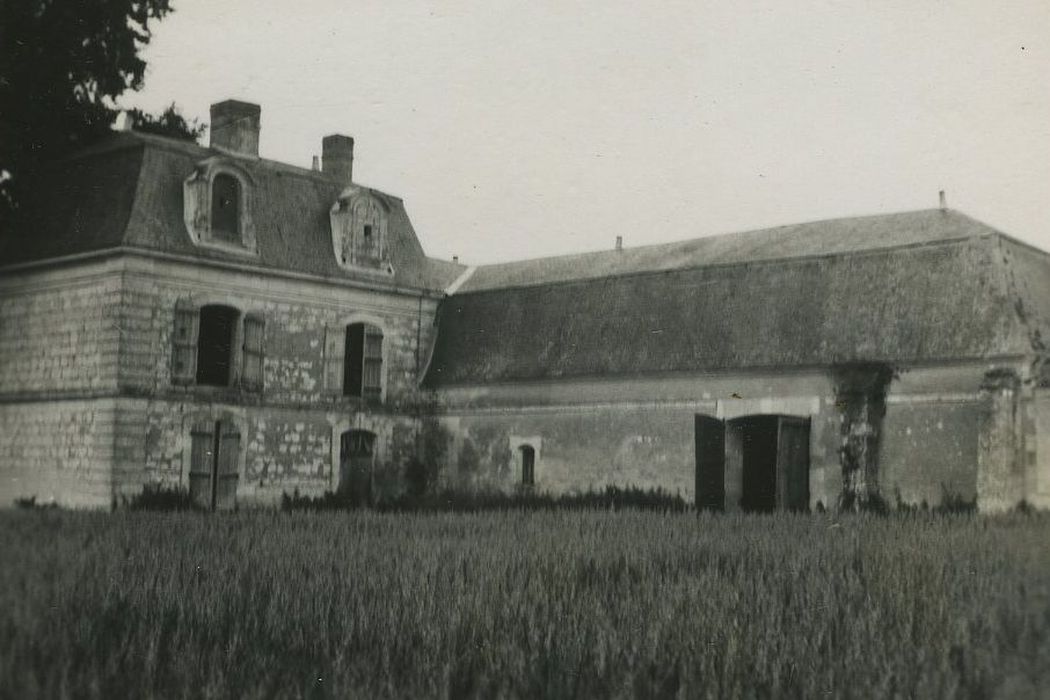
330, 186, 394, 275
183, 157, 257, 254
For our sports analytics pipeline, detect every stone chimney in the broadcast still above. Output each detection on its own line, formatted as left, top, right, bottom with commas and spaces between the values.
615, 235, 623, 251
210, 100, 261, 156
322, 135, 354, 183
939, 190, 947, 211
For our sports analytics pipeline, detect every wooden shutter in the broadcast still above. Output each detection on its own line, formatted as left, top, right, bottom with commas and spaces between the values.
189, 420, 215, 509
172, 300, 200, 385
214, 421, 240, 510
363, 326, 383, 400
694, 415, 726, 511
777, 417, 811, 512
241, 313, 265, 392
323, 325, 346, 396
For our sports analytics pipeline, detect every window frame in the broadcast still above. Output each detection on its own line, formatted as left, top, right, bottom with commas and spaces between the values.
170, 299, 265, 393
183, 158, 258, 256
323, 317, 387, 403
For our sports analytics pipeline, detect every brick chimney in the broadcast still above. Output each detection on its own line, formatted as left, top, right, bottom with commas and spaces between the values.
210, 100, 261, 156
322, 134, 354, 183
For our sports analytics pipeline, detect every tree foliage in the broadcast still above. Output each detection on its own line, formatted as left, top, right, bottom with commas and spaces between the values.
126, 103, 206, 141
0, 0, 192, 221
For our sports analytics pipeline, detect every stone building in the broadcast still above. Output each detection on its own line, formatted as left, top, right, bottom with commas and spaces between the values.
1, 99, 1048, 511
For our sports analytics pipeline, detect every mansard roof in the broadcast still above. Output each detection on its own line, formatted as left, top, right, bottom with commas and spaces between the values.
425, 211, 1050, 386
0, 131, 464, 293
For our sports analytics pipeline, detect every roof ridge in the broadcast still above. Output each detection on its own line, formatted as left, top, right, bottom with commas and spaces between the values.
474, 208, 970, 272
451, 233, 989, 298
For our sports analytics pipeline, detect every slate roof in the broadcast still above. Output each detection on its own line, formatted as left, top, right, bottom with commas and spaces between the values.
460, 209, 1003, 292
425, 211, 1050, 386
0, 131, 464, 293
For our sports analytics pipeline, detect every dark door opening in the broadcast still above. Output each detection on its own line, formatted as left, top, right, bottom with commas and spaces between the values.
339, 429, 376, 505
736, 416, 779, 512
696, 414, 811, 512
694, 414, 726, 510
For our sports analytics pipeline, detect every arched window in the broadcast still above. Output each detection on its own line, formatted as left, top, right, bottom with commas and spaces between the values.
520, 445, 535, 486
196, 304, 239, 386
344, 322, 383, 399
211, 174, 240, 243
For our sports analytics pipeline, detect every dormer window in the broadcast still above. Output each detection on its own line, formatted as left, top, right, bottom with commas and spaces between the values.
183, 158, 257, 255
330, 187, 394, 275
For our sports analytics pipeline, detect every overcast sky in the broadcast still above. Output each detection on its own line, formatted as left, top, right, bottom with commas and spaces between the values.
126, 0, 1050, 264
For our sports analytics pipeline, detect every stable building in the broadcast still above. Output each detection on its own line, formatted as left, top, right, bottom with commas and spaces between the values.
423, 210, 1050, 512
1, 99, 1048, 512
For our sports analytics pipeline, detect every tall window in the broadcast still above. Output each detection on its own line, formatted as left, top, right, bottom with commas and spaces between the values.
344, 322, 383, 399
520, 445, 536, 486
211, 174, 240, 243
171, 301, 265, 390
196, 305, 239, 386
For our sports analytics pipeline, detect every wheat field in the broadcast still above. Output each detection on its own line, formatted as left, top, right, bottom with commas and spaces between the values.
1, 509, 1047, 699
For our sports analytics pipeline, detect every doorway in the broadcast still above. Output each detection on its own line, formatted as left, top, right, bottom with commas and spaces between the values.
694, 414, 810, 512
188, 419, 240, 510
339, 429, 376, 505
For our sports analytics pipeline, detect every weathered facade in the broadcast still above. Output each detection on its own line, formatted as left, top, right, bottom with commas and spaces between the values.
2, 99, 1048, 511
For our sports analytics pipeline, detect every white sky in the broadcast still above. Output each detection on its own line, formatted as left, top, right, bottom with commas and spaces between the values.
126, 0, 1050, 264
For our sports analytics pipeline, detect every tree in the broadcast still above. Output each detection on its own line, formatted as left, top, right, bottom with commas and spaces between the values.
0, 0, 185, 223
126, 103, 206, 142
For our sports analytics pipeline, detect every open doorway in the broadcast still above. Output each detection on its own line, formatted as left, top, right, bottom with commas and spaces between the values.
732, 416, 779, 512
695, 414, 810, 512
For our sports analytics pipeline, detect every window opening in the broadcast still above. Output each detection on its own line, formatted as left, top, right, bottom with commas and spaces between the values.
211, 174, 240, 243
196, 305, 238, 386
343, 322, 383, 399
520, 445, 535, 486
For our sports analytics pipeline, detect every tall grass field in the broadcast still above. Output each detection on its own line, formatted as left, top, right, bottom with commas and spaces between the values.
1, 509, 1048, 698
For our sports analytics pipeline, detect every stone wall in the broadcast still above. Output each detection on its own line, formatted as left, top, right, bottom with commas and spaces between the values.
434, 362, 1024, 511
108, 256, 439, 503
435, 371, 839, 506
0, 254, 441, 507
0, 260, 122, 395
117, 256, 433, 405
0, 399, 117, 507
0, 262, 124, 506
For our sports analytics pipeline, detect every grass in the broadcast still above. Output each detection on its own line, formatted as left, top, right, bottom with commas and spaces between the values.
0, 509, 1047, 699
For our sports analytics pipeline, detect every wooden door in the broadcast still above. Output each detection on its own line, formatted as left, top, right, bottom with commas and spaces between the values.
214, 422, 240, 510
188, 419, 239, 510
340, 430, 376, 505
694, 415, 726, 510
189, 421, 215, 510
776, 417, 810, 512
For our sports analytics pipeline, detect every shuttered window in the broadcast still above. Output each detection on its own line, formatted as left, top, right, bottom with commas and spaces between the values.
342, 322, 383, 400
323, 325, 346, 396
362, 327, 383, 400
171, 299, 200, 385
241, 313, 265, 392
